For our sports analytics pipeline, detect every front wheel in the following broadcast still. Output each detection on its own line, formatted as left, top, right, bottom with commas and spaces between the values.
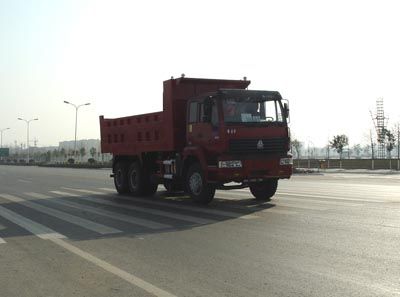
127, 161, 158, 197
185, 163, 215, 204
249, 179, 278, 201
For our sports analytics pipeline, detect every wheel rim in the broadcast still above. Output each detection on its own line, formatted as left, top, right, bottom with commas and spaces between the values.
130, 169, 138, 191
189, 172, 202, 195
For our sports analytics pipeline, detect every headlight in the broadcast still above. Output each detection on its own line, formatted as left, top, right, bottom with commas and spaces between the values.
280, 158, 293, 165
218, 160, 242, 168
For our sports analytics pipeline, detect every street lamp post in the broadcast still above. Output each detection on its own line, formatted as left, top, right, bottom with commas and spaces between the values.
1, 127, 10, 148
17, 118, 38, 163
63, 101, 90, 159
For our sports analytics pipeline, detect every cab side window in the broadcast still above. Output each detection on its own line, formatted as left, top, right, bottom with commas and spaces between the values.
189, 102, 198, 123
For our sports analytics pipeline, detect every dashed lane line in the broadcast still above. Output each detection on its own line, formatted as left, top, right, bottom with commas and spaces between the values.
49, 191, 172, 230
0, 193, 121, 235
62, 187, 104, 195
0, 205, 65, 240
49, 238, 178, 297
0, 195, 177, 297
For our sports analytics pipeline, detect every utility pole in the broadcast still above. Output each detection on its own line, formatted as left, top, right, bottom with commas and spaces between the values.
0, 127, 10, 148
370, 129, 375, 170
397, 123, 400, 171
63, 101, 91, 159
18, 118, 38, 163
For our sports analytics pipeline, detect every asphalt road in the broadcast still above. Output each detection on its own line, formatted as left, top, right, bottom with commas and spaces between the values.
0, 165, 399, 297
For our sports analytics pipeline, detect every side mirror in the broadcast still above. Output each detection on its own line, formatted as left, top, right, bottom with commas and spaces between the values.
203, 97, 212, 122
283, 102, 290, 119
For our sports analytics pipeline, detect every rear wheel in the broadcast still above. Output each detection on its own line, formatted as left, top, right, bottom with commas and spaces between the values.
114, 161, 129, 194
249, 179, 278, 201
185, 163, 215, 204
128, 161, 158, 196
127, 161, 142, 196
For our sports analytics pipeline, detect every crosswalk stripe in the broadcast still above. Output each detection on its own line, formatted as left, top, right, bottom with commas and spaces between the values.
0, 194, 121, 235
62, 188, 104, 195
25, 192, 52, 199
74, 195, 216, 225
49, 191, 172, 230
0, 237, 6, 244
98, 188, 115, 192
0, 205, 65, 239
92, 188, 258, 219
50, 190, 80, 197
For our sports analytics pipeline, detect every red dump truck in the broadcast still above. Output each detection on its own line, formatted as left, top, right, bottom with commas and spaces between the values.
100, 76, 292, 204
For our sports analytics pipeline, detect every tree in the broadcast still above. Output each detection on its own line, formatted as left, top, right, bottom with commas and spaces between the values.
52, 149, 59, 163
330, 135, 349, 159
89, 147, 97, 159
79, 147, 86, 161
352, 144, 362, 159
385, 129, 396, 158
291, 139, 302, 159
60, 148, 66, 162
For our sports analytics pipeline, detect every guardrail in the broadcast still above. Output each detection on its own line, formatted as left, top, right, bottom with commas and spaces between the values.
294, 159, 400, 170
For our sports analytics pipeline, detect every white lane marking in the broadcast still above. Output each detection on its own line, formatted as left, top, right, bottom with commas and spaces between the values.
49, 238, 178, 297
98, 187, 115, 192
49, 191, 172, 230
0, 194, 121, 235
77, 196, 216, 225
276, 192, 383, 203
274, 202, 327, 211
17, 179, 32, 183
0, 237, 6, 244
262, 208, 297, 215
62, 187, 104, 195
0, 205, 65, 239
276, 196, 362, 207
50, 190, 80, 197
24, 192, 52, 199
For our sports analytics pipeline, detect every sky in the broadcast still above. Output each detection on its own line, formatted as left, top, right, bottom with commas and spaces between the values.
1, 0, 400, 148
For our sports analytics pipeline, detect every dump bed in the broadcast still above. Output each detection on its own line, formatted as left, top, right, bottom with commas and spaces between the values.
100, 76, 250, 155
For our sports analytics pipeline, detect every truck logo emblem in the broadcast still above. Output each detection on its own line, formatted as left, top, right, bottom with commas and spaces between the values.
257, 140, 264, 149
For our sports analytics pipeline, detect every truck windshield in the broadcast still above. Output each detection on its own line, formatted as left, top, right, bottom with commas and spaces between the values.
223, 98, 284, 124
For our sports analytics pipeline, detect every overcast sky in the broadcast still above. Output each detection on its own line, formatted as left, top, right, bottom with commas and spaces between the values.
1, 0, 399, 148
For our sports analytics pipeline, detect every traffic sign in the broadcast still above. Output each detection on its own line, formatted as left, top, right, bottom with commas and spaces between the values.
0, 148, 9, 157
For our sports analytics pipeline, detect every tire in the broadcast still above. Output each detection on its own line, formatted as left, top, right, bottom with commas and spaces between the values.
128, 161, 158, 197
249, 179, 278, 201
185, 163, 215, 204
114, 161, 129, 194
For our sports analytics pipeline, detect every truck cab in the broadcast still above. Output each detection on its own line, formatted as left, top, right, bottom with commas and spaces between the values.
183, 89, 292, 203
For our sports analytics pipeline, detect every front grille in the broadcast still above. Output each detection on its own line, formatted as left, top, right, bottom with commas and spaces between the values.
229, 137, 288, 154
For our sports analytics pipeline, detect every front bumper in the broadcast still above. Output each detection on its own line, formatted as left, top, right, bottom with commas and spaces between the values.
208, 155, 293, 183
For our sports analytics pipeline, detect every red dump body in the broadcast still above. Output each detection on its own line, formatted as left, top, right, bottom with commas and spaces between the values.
100, 77, 250, 155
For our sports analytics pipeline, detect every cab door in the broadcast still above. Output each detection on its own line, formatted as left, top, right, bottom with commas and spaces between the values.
187, 98, 219, 151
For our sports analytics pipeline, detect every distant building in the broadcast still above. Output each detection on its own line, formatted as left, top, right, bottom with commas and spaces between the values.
58, 139, 101, 151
